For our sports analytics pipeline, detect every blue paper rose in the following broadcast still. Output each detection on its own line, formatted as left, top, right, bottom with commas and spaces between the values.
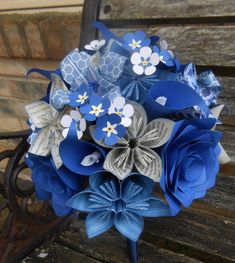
25, 153, 84, 216
160, 118, 221, 215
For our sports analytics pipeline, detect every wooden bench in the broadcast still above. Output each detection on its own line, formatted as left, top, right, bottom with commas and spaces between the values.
1, 0, 235, 262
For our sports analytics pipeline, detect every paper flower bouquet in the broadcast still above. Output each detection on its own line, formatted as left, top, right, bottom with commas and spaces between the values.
25, 22, 230, 261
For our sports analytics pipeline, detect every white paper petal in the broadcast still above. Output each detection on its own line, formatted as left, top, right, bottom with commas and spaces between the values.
133, 65, 144, 75
61, 115, 72, 128
76, 130, 83, 140
121, 117, 132, 127
160, 40, 168, 51
81, 151, 102, 166
70, 110, 81, 122
139, 47, 152, 59
155, 96, 167, 106
139, 118, 175, 148
79, 118, 86, 132
167, 50, 174, 59
103, 148, 133, 180
122, 104, 134, 117
84, 44, 94, 51
91, 40, 100, 47
127, 102, 147, 138
113, 96, 126, 109
131, 52, 141, 65
144, 65, 156, 75
150, 53, 160, 66
99, 39, 106, 47
218, 142, 230, 164
29, 128, 51, 156
134, 146, 162, 182
25, 101, 52, 129
51, 131, 63, 169
62, 128, 69, 138
210, 104, 224, 119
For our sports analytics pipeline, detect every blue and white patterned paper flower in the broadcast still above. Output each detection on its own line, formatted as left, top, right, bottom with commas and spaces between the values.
80, 94, 111, 121
66, 172, 171, 241
131, 47, 160, 75
123, 31, 150, 51
61, 110, 86, 139
93, 114, 126, 146
108, 96, 134, 127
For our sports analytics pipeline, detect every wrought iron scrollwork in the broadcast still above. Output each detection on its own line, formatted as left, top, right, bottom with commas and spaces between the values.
0, 130, 63, 263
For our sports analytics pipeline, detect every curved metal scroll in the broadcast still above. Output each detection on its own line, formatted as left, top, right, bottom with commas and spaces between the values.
0, 131, 63, 263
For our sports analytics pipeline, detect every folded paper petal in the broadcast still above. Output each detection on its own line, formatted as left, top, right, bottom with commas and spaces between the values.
114, 211, 144, 241
139, 118, 175, 148
127, 197, 172, 217
103, 147, 133, 180
133, 146, 162, 182
86, 211, 115, 238
127, 102, 147, 138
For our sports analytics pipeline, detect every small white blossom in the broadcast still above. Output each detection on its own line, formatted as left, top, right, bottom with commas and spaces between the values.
61, 110, 86, 140
85, 39, 105, 51
108, 96, 134, 127
131, 47, 160, 75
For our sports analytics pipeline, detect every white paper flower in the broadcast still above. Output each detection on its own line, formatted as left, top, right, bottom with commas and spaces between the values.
131, 47, 160, 75
108, 97, 134, 127
61, 110, 86, 140
85, 39, 105, 51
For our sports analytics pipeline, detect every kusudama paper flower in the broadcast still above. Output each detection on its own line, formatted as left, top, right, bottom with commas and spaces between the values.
66, 172, 171, 241
90, 103, 175, 181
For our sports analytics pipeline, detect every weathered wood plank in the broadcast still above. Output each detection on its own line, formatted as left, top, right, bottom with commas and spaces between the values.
112, 26, 235, 67
58, 220, 203, 263
194, 173, 235, 212
0, 77, 47, 101
217, 125, 235, 163
0, 0, 84, 11
142, 209, 235, 262
100, 0, 235, 20
218, 77, 235, 116
22, 241, 101, 263
0, 14, 81, 59
0, 58, 59, 78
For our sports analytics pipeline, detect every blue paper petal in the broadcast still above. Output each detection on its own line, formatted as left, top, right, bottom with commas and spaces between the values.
86, 210, 115, 238
114, 211, 144, 241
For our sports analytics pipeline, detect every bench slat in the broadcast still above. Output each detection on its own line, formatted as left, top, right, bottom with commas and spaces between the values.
59, 221, 203, 263
111, 26, 235, 67
100, 0, 235, 20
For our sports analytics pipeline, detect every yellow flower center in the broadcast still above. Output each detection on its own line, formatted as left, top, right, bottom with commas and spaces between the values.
142, 59, 149, 66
